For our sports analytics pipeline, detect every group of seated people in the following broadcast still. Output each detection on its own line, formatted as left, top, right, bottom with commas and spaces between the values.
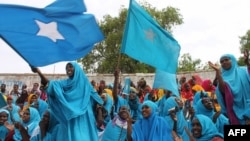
89, 71, 237, 141
0, 68, 250, 141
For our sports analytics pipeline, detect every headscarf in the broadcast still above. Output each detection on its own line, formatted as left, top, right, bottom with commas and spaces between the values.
201, 79, 216, 92
191, 85, 204, 92
132, 100, 173, 141
181, 82, 193, 102
104, 88, 113, 100
216, 54, 250, 124
23, 94, 37, 112
13, 107, 41, 140
0, 109, 11, 141
192, 114, 223, 141
35, 99, 48, 117
101, 112, 128, 141
192, 91, 208, 112
102, 93, 113, 114
163, 96, 190, 141
192, 74, 203, 86
46, 62, 103, 122
195, 99, 229, 134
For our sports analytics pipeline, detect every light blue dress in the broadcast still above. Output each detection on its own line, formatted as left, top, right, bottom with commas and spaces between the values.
46, 62, 103, 141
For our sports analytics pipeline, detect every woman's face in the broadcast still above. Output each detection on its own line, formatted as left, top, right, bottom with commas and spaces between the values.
118, 106, 129, 120
0, 112, 8, 125
22, 109, 30, 123
141, 105, 152, 118
66, 63, 74, 77
191, 118, 202, 138
220, 57, 232, 70
31, 95, 38, 104
175, 97, 184, 108
202, 97, 213, 110
41, 111, 50, 125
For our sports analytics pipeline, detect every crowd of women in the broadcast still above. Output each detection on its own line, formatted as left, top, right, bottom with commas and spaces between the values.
0, 50, 250, 141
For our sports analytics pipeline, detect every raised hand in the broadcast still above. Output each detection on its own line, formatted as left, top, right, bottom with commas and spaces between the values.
31, 67, 39, 73
208, 61, 220, 71
244, 49, 250, 66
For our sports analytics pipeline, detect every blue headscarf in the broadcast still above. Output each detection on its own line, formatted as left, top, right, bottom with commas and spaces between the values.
132, 100, 173, 141
216, 54, 250, 124
192, 114, 223, 141
163, 96, 190, 141
102, 93, 113, 114
46, 62, 103, 123
196, 99, 229, 134
31, 99, 48, 118
192, 91, 208, 112
101, 114, 128, 141
13, 107, 41, 141
0, 109, 11, 141
8, 103, 21, 123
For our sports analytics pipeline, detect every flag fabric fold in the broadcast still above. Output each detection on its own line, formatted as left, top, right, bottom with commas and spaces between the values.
0, 0, 104, 67
121, 0, 181, 74
153, 69, 179, 97
122, 77, 131, 95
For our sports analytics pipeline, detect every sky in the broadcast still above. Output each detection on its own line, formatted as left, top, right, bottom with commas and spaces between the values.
0, 0, 249, 74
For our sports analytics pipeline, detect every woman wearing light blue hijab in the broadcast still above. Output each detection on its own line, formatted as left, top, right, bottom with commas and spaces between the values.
13, 107, 41, 141
101, 105, 130, 141
31, 109, 67, 141
0, 109, 12, 141
163, 96, 190, 141
191, 114, 223, 141
31, 62, 103, 141
209, 52, 250, 124
196, 97, 229, 134
128, 100, 173, 141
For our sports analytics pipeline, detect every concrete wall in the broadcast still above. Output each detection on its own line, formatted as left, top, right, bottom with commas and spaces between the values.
0, 70, 216, 92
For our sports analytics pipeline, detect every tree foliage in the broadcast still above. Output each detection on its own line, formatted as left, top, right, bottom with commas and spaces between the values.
78, 3, 183, 73
178, 53, 201, 72
238, 30, 250, 66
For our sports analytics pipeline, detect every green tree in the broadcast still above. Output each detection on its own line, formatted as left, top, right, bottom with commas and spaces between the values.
177, 53, 203, 72
238, 30, 250, 66
78, 3, 183, 73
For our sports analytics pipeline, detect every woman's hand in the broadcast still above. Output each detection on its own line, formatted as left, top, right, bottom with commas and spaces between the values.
31, 67, 39, 73
244, 49, 250, 66
208, 61, 220, 71
4, 121, 14, 131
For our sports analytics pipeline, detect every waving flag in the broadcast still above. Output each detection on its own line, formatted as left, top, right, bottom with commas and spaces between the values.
121, 0, 181, 74
0, 0, 104, 67
122, 77, 131, 95
153, 69, 179, 97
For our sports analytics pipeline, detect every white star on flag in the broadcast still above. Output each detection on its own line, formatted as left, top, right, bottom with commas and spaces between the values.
35, 20, 65, 42
144, 28, 156, 42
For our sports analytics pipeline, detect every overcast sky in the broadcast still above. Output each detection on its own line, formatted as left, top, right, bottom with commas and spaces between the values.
0, 0, 249, 74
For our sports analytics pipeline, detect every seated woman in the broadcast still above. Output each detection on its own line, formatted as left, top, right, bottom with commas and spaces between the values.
163, 96, 190, 141
6, 96, 22, 122
127, 100, 173, 141
13, 107, 41, 141
101, 105, 130, 141
0, 109, 14, 141
191, 114, 224, 141
31, 109, 67, 141
196, 97, 229, 134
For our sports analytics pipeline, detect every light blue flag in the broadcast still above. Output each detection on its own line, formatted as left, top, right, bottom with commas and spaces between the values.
153, 69, 179, 97
121, 0, 181, 74
0, 94, 7, 109
122, 77, 131, 95
0, 0, 104, 67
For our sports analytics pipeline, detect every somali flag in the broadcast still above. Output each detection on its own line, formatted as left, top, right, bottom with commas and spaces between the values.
121, 0, 181, 74
153, 69, 179, 97
0, 0, 104, 67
